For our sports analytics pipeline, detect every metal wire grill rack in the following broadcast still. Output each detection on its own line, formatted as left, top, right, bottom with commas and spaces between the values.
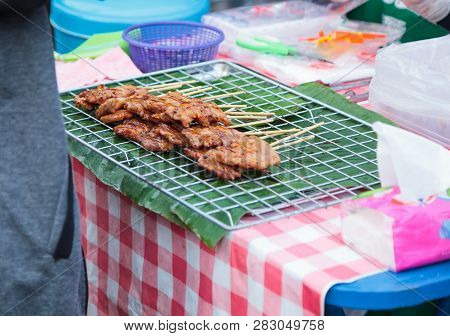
60, 60, 380, 230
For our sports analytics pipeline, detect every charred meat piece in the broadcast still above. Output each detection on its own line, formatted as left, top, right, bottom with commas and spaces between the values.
157, 92, 231, 127
125, 92, 230, 127
183, 148, 209, 161
197, 156, 242, 180
74, 84, 149, 110
113, 118, 173, 152
123, 96, 163, 117
182, 126, 243, 149
96, 97, 127, 118
204, 136, 281, 171
123, 96, 175, 125
151, 123, 186, 147
184, 147, 242, 180
100, 110, 134, 124
138, 135, 174, 152
113, 117, 152, 139
185, 132, 280, 180
113, 118, 185, 152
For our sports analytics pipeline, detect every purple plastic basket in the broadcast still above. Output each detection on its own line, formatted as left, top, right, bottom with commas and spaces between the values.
123, 21, 225, 73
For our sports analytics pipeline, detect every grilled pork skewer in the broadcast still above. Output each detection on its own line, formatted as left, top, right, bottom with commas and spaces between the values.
74, 81, 198, 110
183, 148, 243, 180
97, 91, 232, 127
200, 136, 281, 171
76, 85, 282, 180
113, 117, 280, 180
99, 110, 133, 124
181, 126, 243, 149
113, 118, 185, 152
74, 84, 149, 110
183, 133, 281, 180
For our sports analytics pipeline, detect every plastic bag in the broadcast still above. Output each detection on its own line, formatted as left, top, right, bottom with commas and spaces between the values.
369, 36, 450, 148
203, 1, 368, 49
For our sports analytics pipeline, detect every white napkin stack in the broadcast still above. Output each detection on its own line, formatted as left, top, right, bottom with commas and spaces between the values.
373, 122, 450, 201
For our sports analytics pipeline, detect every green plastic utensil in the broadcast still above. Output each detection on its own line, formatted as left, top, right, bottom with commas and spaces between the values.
54, 31, 128, 62
236, 35, 333, 63
236, 36, 298, 56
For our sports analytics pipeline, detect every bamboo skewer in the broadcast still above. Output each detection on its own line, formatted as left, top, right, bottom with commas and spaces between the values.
229, 118, 275, 129
260, 130, 301, 139
271, 122, 324, 146
179, 86, 207, 93
143, 80, 197, 90
203, 91, 245, 101
260, 134, 279, 140
183, 87, 213, 96
225, 111, 276, 116
228, 115, 268, 120
148, 83, 183, 93
245, 128, 299, 136
273, 135, 315, 150
157, 86, 210, 96
219, 104, 248, 109
243, 111, 278, 116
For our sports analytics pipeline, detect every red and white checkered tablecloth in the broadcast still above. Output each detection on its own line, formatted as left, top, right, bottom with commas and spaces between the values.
73, 158, 383, 316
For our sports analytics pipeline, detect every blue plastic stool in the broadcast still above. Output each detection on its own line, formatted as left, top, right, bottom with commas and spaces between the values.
50, 0, 210, 53
325, 260, 450, 314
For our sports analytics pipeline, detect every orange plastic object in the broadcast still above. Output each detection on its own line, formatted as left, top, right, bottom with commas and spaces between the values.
302, 30, 387, 45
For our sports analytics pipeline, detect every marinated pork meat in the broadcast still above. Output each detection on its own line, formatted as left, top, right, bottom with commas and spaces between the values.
184, 147, 243, 180
113, 118, 174, 152
188, 136, 280, 180
182, 126, 243, 149
151, 123, 186, 147
183, 148, 209, 161
99, 110, 133, 124
96, 97, 127, 118
76, 84, 282, 180
197, 155, 243, 180
74, 84, 148, 110
116, 122, 280, 179
122, 96, 163, 116
156, 92, 231, 127
202, 136, 281, 171
76, 86, 230, 127
123, 92, 231, 127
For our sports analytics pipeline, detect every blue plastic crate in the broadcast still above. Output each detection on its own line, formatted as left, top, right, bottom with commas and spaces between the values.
50, 0, 210, 53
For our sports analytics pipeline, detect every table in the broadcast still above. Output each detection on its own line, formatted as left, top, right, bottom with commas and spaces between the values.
73, 158, 450, 316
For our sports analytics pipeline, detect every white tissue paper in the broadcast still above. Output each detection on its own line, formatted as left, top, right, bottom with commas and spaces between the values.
372, 122, 450, 201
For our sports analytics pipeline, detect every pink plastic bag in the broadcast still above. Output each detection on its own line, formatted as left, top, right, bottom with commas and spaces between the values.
342, 186, 450, 272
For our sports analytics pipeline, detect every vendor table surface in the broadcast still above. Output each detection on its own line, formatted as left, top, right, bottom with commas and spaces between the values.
73, 159, 450, 315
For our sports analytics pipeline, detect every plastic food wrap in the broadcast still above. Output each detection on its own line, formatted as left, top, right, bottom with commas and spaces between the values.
369, 36, 450, 148
215, 20, 403, 85
298, 19, 405, 61
203, 0, 368, 52
203, 1, 405, 85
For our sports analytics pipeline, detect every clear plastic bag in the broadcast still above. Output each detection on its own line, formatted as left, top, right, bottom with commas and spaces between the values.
369, 36, 450, 148
203, 1, 368, 47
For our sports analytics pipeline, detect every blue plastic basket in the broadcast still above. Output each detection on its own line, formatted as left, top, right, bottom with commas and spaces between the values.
123, 22, 224, 73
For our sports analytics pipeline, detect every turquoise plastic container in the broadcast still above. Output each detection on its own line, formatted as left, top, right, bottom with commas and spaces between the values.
50, 0, 210, 53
